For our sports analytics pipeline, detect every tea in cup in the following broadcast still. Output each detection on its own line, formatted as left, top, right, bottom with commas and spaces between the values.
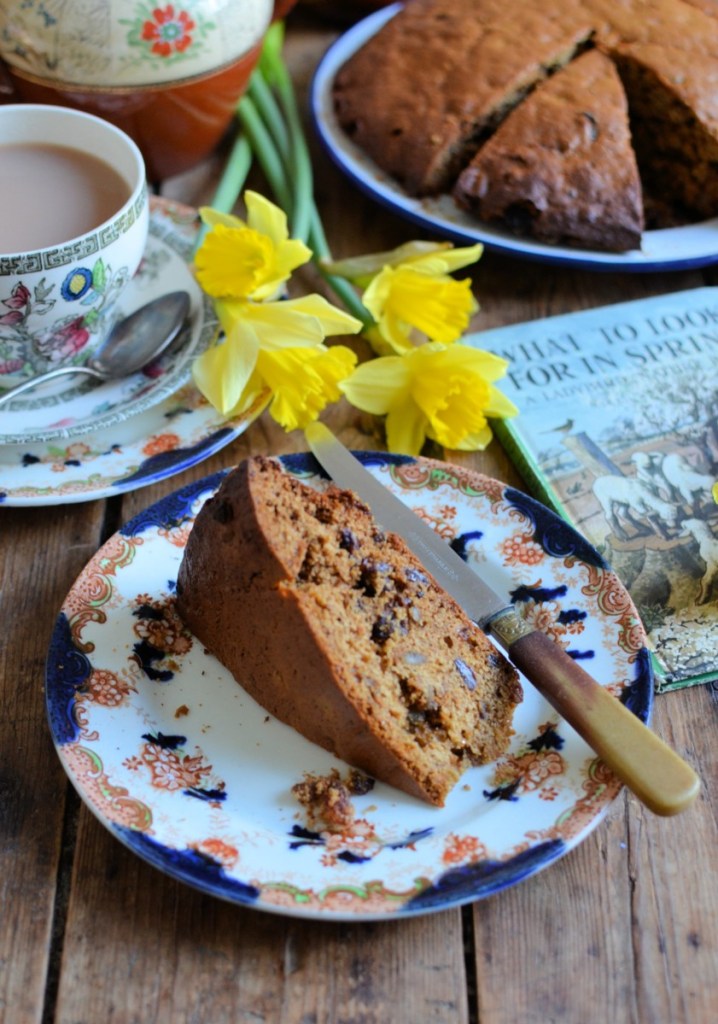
0, 104, 149, 389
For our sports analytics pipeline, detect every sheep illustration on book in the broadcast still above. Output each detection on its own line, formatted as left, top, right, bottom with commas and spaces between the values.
550, 429, 678, 542
591, 472, 679, 542
681, 519, 718, 605
632, 451, 716, 515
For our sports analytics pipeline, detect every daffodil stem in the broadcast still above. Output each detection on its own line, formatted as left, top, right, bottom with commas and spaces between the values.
236, 94, 293, 213
224, 41, 374, 330
239, 72, 373, 329
308, 207, 374, 327
247, 73, 291, 180
209, 132, 253, 215
268, 55, 313, 245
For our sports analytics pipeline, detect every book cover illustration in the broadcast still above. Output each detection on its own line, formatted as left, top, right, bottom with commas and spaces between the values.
470, 287, 718, 692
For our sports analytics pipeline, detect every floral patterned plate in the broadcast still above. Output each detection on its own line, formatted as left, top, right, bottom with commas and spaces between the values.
0, 197, 217, 445
46, 453, 653, 920
0, 382, 264, 506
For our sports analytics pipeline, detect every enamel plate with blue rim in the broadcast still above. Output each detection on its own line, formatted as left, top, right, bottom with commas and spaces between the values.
311, 4, 718, 272
46, 453, 653, 920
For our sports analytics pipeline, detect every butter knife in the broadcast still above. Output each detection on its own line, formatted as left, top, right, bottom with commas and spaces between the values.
304, 422, 700, 816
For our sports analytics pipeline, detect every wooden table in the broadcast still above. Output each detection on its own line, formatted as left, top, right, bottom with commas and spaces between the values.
1, 13, 716, 1024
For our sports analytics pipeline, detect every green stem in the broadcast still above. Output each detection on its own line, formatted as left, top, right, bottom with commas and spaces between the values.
215, 50, 374, 329
308, 207, 373, 326
209, 132, 253, 214
269, 59, 313, 245
248, 73, 290, 162
236, 94, 293, 213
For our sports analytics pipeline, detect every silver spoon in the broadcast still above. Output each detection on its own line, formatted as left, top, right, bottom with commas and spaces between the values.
0, 290, 191, 407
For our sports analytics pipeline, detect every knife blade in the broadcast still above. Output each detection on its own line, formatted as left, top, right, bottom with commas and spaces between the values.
304, 422, 700, 816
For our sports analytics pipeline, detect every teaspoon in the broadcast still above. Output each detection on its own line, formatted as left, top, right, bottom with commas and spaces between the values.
0, 290, 191, 407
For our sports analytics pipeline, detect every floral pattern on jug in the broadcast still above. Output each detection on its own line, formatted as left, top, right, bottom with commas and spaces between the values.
0, 0, 274, 87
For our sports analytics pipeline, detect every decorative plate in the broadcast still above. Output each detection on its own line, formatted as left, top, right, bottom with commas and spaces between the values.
0, 197, 218, 445
0, 383, 265, 507
46, 453, 653, 919
311, 4, 718, 273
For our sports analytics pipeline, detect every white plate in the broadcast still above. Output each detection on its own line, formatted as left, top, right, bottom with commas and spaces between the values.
0, 198, 218, 445
311, 4, 718, 272
46, 454, 653, 920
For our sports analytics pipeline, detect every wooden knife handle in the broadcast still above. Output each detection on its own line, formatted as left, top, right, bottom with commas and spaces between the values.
490, 616, 700, 817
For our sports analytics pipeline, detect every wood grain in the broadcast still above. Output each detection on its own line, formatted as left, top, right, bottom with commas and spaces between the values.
0, 501, 106, 1023
54, 811, 468, 1024
2, 11, 718, 1024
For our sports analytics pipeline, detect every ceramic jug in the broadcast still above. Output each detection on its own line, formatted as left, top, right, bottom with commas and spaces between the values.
0, 0, 282, 181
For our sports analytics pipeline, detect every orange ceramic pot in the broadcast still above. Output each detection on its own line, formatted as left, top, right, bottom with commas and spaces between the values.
0, 1, 276, 181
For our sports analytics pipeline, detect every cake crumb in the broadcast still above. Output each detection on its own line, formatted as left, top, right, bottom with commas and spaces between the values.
174, 704, 189, 718
292, 768, 375, 832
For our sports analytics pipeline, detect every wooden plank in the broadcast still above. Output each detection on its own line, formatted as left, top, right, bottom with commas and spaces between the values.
470, 688, 716, 1024
0, 500, 106, 1023
472, 797, 638, 1023
628, 687, 718, 1024
55, 810, 468, 1024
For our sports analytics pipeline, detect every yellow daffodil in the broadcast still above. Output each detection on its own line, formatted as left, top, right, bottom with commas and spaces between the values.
195, 190, 311, 301
323, 240, 483, 287
323, 240, 483, 354
341, 342, 517, 455
192, 294, 361, 429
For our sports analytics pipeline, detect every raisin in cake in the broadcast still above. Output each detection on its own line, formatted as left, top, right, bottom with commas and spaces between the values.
176, 456, 522, 807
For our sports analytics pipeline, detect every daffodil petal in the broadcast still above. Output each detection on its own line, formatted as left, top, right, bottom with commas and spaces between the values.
240, 302, 327, 348
435, 423, 494, 452
278, 295, 362, 335
483, 385, 519, 418
445, 344, 512, 382
213, 297, 247, 336
258, 344, 357, 431
224, 371, 272, 421
340, 355, 409, 415
244, 189, 290, 246
385, 398, 428, 456
199, 207, 246, 231
322, 241, 452, 281
192, 331, 259, 415
409, 243, 483, 275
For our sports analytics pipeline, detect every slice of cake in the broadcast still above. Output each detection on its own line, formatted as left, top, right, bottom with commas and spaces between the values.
608, 40, 718, 223
452, 50, 644, 251
176, 456, 522, 807
332, 0, 595, 195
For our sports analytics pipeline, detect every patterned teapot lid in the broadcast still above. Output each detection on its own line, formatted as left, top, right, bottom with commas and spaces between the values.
0, 0, 274, 88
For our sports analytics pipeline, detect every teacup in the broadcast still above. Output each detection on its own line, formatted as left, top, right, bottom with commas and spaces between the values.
0, 103, 148, 389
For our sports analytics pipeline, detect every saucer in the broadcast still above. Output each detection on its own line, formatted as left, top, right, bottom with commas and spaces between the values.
0, 197, 218, 446
0, 382, 267, 507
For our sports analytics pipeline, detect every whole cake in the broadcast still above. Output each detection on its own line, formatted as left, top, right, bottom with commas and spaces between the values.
332, 0, 718, 250
176, 456, 522, 806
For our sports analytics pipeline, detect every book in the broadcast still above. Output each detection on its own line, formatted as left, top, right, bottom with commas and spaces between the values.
469, 286, 718, 693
